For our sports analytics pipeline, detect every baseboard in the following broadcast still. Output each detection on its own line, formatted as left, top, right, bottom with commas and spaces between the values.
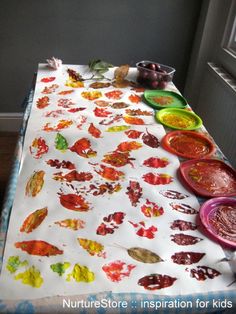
0, 113, 23, 132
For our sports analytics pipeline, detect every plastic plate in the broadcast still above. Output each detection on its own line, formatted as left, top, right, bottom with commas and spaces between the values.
156, 108, 202, 130
144, 90, 187, 109
161, 130, 215, 159
199, 197, 236, 248
179, 159, 236, 197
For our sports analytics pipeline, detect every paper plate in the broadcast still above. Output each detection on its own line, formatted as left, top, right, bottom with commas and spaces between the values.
156, 108, 202, 130
179, 159, 236, 197
199, 197, 236, 248
161, 130, 215, 159
144, 90, 187, 109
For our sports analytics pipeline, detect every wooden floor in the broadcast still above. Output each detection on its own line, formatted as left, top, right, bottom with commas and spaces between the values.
0, 132, 18, 211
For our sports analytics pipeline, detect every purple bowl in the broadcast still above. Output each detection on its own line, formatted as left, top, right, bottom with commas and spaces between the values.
199, 197, 236, 248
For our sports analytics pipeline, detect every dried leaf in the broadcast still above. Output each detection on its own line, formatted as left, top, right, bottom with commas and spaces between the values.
114, 65, 130, 81
127, 247, 163, 263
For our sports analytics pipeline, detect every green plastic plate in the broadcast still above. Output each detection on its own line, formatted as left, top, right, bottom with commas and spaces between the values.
156, 108, 202, 130
144, 90, 187, 109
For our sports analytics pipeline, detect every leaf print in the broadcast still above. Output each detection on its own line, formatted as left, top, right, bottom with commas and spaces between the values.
143, 157, 169, 168
143, 173, 173, 185
25, 171, 45, 197
116, 141, 142, 152
50, 262, 71, 276
20, 207, 48, 233
105, 90, 123, 100
125, 129, 143, 139
43, 119, 73, 131
94, 100, 110, 107
89, 82, 111, 89
55, 133, 68, 152
78, 238, 106, 257
110, 102, 129, 109
170, 220, 197, 231
66, 264, 95, 283
126, 181, 143, 207
57, 98, 75, 108
125, 109, 153, 116
70, 138, 97, 158
41, 84, 59, 94
170, 203, 198, 215
59, 193, 90, 211
88, 123, 102, 138
123, 115, 145, 125
141, 199, 164, 218
46, 159, 75, 169
142, 128, 160, 148
94, 107, 112, 117
14, 266, 44, 288
88, 182, 122, 196
29, 137, 49, 159
55, 219, 85, 230
58, 90, 74, 95
81, 91, 102, 100
36, 96, 50, 109
171, 252, 205, 265
41, 76, 56, 83
102, 260, 135, 282
15, 240, 63, 256
159, 190, 189, 199
128, 94, 141, 103
53, 170, 93, 182
129, 221, 158, 239
171, 234, 203, 245
102, 151, 135, 167
97, 212, 125, 236
6, 256, 28, 274
105, 125, 130, 132
186, 266, 221, 281
138, 274, 177, 290
95, 165, 125, 181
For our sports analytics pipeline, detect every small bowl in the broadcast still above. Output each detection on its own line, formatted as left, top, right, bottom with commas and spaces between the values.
136, 60, 175, 90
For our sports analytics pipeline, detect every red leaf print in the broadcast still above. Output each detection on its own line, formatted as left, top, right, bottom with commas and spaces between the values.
105, 90, 123, 100
102, 260, 136, 282
138, 274, 177, 290
102, 151, 135, 167
129, 221, 158, 239
143, 173, 173, 185
171, 252, 205, 265
97, 212, 125, 236
141, 199, 164, 218
70, 138, 97, 158
186, 266, 221, 281
36, 96, 50, 109
126, 181, 143, 207
128, 94, 141, 103
94, 107, 112, 117
170, 220, 197, 231
123, 116, 145, 125
95, 165, 124, 181
116, 141, 142, 153
125, 129, 143, 139
29, 137, 49, 159
170, 203, 198, 215
53, 170, 93, 182
171, 234, 203, 245
67, 107, 86, 113
88, 182, 122, 196
46, 159, 75, 170
143, 157, 169, 168
88, 123, 102, 138
159, 190, 189, 199
41, 77, 55, 83
59, 193, 90, 211
142, 128, 159, 148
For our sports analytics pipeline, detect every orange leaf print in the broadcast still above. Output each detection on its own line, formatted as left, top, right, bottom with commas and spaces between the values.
25, 171, 45, 197
116, 141, 142, 152
123, 115, 145, 125
20, 207, 48, 233
15, 240, 63, 256
36, 96, 50, 109
105, 90, 123, 100
128, 94, 141, 103
88, 123, 102, 138
95, 165, 125, 181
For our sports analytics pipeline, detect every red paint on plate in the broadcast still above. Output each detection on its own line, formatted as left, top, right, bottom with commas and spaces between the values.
161, 130, 215, 159
179, 159, 236, 197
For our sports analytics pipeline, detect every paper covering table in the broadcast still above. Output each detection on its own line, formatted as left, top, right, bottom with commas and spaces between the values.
0, 64, 235, 313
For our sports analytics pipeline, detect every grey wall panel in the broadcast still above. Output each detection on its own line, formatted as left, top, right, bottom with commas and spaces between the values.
0, 0, 202, 112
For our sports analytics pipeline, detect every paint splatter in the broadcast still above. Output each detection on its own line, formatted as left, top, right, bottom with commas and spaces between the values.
126, 181, 143, 207
14, 266, 43, 288
102, 260, 136, 282
102, 151, 135, 167
20, 207, 48, 233
6, 256, 28, 274
138, 274, 177, 290
30, 137, 49, 159
129, 221, 158, 239
141, 199, 164, 218
15, 240, 63, 256
143, 173, 173, 185
95, 165, 124, 181
143, 157, 169, 168
70, 138, 97, 158
50, 262, 71, 276
59, 193, 90, 211
55, 219, 85, 230
25, 171, 45, 197
78, 238, 106, 258
36, 96, 50, 109
66, 264, 95, 283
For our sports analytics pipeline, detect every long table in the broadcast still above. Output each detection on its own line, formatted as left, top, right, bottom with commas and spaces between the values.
0, 64, 235, 313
